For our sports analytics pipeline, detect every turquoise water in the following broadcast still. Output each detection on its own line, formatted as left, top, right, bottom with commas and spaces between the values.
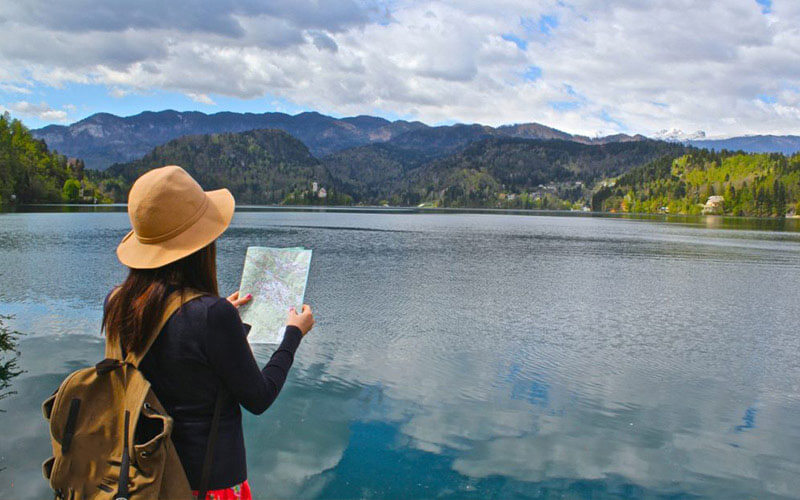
2, 209, 800, 499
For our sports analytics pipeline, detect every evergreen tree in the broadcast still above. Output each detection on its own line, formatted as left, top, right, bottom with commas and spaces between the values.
774, 179, 786, 217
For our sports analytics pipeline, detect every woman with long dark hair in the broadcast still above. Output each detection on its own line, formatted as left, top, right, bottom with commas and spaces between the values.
104, 165, 314, 499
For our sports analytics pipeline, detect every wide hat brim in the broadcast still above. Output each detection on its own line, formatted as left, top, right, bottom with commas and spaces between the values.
116, 188, 234, 269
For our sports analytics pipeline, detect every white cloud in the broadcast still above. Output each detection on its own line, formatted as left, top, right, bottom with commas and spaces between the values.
0, 0, 798, 135
109, 87, 130, 98
0, 82, 32, 94
1, 101, 69, 122
186, 92, 216, 105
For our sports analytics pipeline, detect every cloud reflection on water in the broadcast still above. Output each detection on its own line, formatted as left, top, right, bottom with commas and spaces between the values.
3, 211, 800, 498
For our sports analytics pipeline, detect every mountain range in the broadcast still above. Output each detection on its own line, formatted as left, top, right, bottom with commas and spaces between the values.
652, 128, 800, 155
33, 110, 651, 170
20, 108, 799, 211
33, 110, 800, 172
687, 135, 800, 155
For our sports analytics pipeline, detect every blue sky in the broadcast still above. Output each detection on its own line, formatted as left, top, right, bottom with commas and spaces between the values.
0, 0, 797, 137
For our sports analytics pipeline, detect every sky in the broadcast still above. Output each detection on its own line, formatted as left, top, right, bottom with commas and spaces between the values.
0, 0, 798, 137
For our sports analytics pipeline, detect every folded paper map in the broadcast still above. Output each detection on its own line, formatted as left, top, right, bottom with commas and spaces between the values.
237, 246, 312, 344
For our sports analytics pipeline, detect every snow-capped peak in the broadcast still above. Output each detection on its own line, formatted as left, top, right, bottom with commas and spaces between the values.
652, 128, 707, 142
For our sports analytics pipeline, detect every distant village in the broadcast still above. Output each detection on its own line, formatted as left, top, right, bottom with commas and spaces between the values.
282, 180, 332, 205
311, 182, 327, 199
484, 180, 592, 212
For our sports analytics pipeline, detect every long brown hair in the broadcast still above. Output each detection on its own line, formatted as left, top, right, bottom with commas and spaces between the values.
103, 242, 219, 355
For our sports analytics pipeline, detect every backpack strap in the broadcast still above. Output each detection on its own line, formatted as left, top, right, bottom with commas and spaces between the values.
125, 289, 204, 367
103, 289, 204, 366
103, 287, 122, 361
196, 390, 224, 499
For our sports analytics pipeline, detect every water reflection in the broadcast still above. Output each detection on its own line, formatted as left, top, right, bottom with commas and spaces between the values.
14, 203, 800, 233
0, 315, 22, 412
2, 211, 800, 498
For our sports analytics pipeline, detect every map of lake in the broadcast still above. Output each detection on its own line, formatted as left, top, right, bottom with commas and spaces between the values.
237, 246, 312, 343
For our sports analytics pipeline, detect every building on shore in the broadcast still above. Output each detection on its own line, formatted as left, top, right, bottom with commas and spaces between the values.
702, 195, 725, 215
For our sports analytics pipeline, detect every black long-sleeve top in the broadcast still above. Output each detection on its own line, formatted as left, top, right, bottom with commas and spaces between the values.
108, 292, 303, 490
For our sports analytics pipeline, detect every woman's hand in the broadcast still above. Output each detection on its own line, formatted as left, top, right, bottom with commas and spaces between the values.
227, 291, 252, 308
287, 304, 315, 336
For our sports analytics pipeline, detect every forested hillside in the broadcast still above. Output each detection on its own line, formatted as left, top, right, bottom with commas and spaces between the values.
320, 124, 503, 201
322, 143, 433, 202
105, 129, 347, 205
343, 137, 687, 207
100, 129, 689, 209
0, 113, 106, 207
593, 150, 800, 216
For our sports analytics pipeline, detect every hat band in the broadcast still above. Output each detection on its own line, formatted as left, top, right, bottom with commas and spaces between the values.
135, 195, 210, 244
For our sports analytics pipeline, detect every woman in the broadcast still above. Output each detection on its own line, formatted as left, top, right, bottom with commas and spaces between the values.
103, 165, 314, 499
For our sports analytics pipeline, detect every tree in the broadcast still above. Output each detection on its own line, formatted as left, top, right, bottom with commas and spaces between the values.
756, 187, 765, 217
774, 179, 786, 217
0, 113, 95, 206
62, 179, 81, 202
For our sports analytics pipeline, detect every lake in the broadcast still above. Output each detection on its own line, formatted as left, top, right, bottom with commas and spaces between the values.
2, 208, 800, 499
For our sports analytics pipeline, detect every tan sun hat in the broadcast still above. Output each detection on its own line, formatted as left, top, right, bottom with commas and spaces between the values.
116, 165, 235, 269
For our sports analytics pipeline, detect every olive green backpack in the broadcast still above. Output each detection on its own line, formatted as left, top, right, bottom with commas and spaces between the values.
42, 290, 223, 499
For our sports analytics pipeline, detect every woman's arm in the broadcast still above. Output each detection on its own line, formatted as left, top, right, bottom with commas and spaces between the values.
204, 297, 304, 414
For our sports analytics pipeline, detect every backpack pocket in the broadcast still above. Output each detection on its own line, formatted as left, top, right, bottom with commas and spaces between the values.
42, 391, 56, 420
42, 453, 67, 489
42, 456, 55, 480
133, 403, 173, 471
41, 456, 71, 497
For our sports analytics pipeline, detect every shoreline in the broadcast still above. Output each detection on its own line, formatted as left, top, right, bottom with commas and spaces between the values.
5, 204, 800, 234
6, 202, 800, 221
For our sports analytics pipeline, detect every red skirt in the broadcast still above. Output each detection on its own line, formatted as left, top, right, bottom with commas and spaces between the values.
192, 480, 252, 500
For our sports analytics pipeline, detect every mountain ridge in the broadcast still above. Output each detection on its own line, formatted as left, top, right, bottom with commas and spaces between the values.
686, 135, 800, 155
33, 110, 645, 170
33, 109, 800, 172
